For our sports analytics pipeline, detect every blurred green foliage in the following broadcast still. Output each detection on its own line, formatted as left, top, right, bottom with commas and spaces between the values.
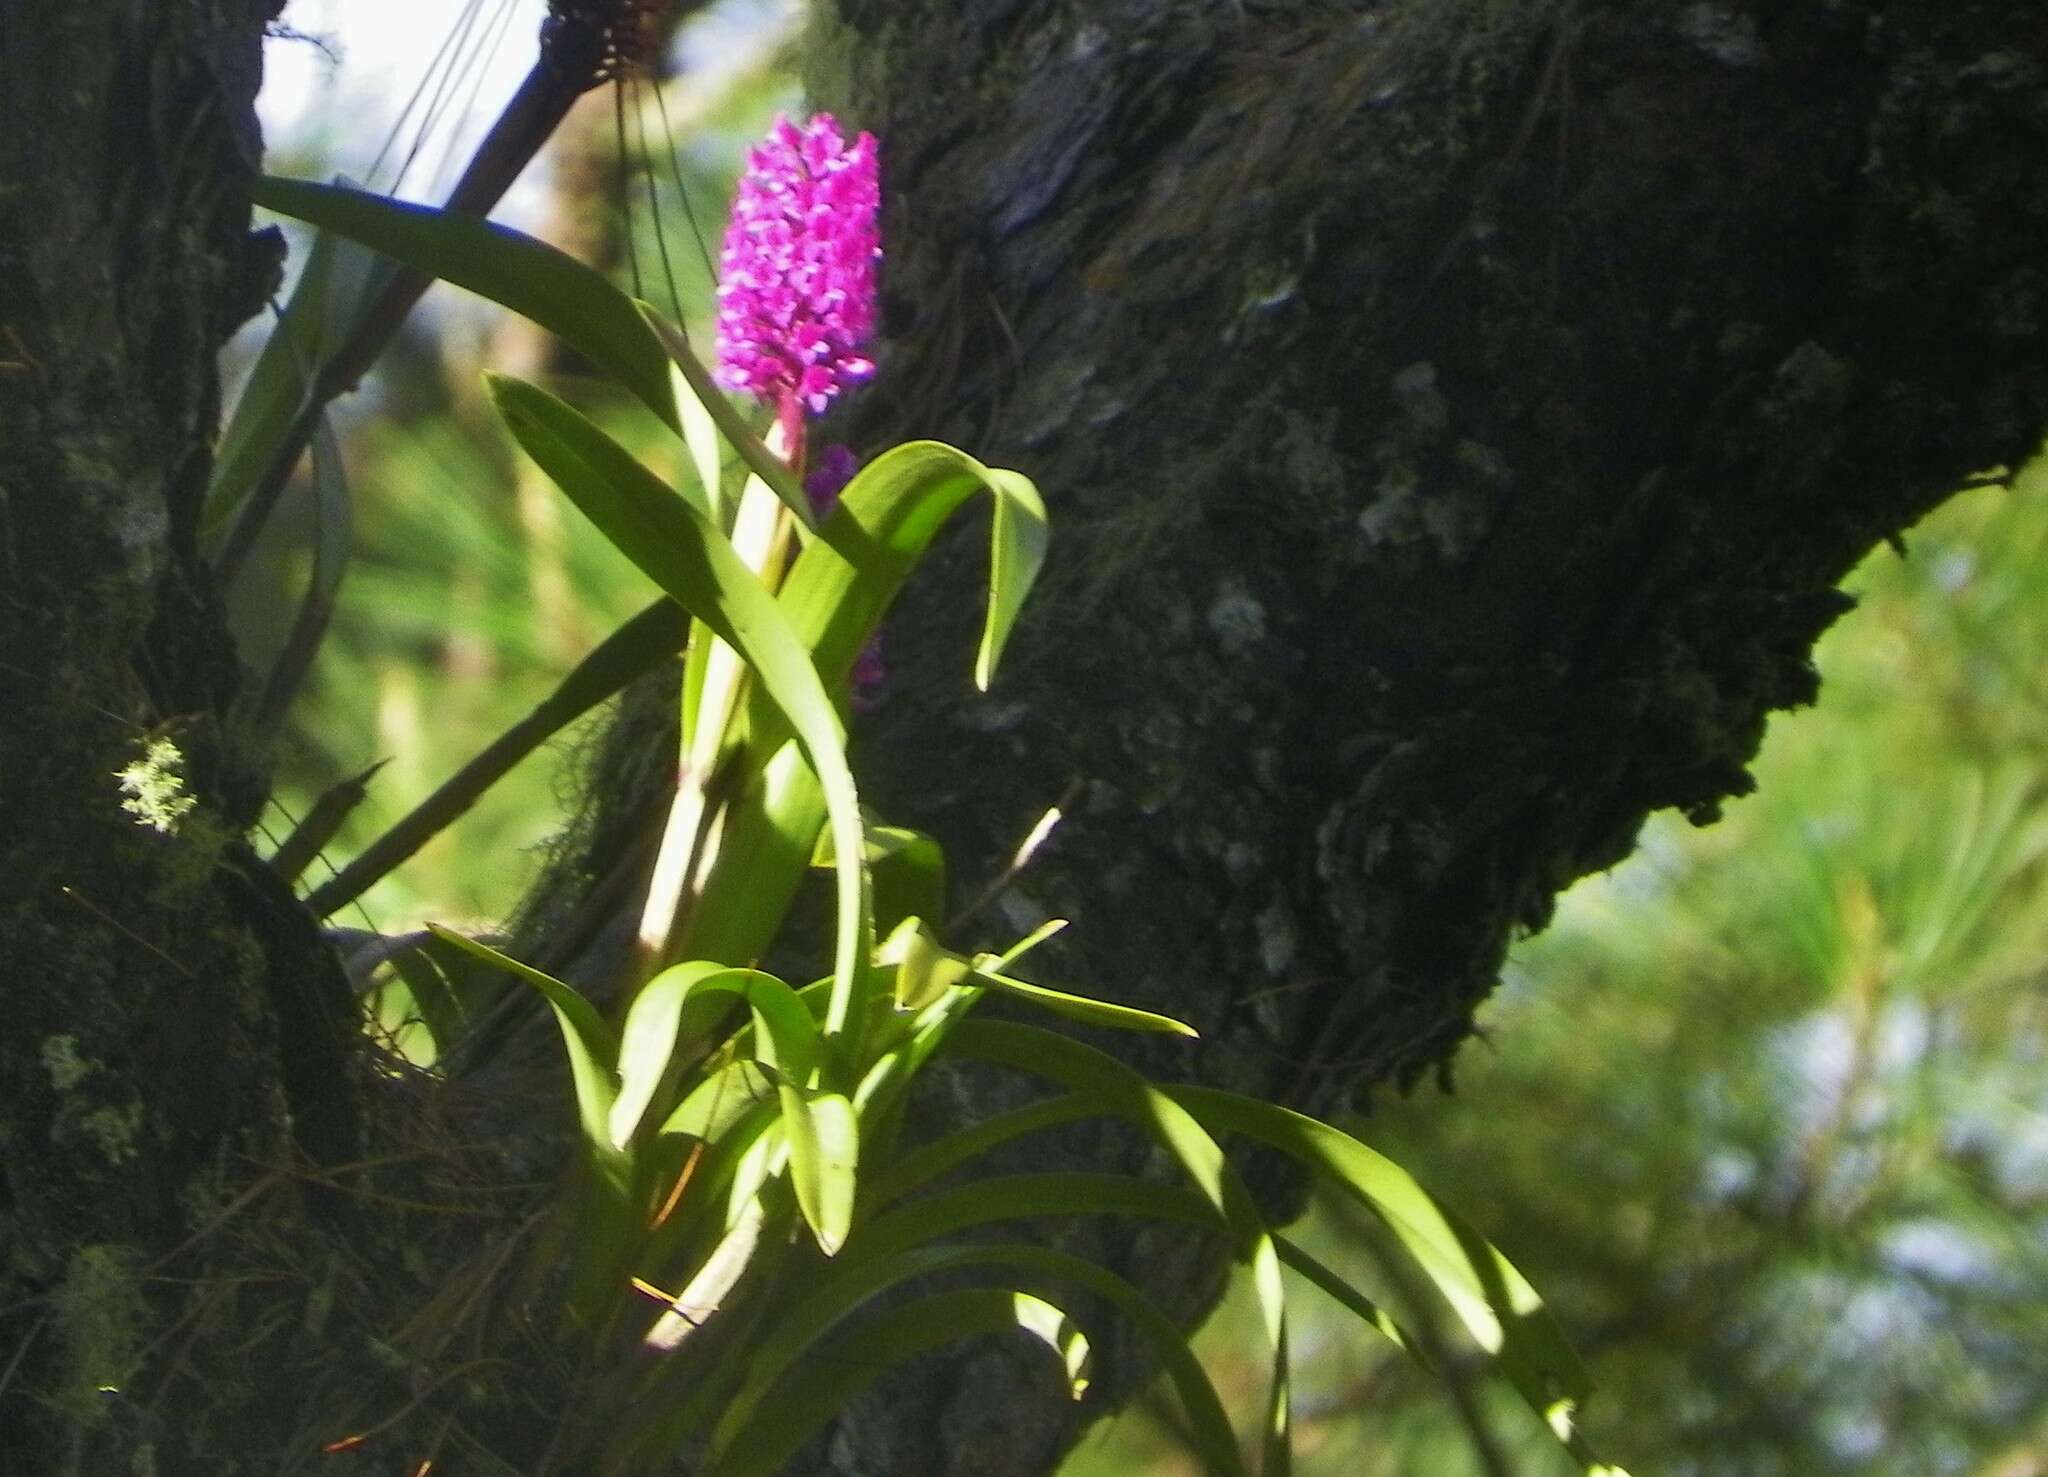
1073, 459, 2048, 1477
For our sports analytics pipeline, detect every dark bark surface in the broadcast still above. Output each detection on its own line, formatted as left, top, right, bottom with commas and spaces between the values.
0, 2, 371, 1470
6, 0, 2048, 1473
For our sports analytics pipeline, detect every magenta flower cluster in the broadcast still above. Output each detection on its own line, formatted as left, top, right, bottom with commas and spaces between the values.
714, 114, 881, 418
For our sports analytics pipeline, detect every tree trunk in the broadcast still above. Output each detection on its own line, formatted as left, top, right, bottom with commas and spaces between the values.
5, 0, 2046, 1473
0, 2, 372, 1470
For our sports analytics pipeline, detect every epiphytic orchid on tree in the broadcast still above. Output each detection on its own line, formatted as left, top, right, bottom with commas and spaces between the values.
244, 112, 1625, 1475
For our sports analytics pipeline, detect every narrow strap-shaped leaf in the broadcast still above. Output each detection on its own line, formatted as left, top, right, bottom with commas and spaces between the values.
248, 176, 678, 433
642, 1097, 783, 1276
268, 759, 383, 887
483, 374, 871, 1070
672, 445, 1049, 982
845, 984, 986, 1172
253, 412, 351, 737
422, 925, 623, 1184
975, 466, 1049, 688
612, 962, 815, 1150
1273, 1234, 1431, 1370
774, 440, 1049, 719
1165, 1085, 1609, 1469
645, 309, 815, 534
303, 597, 687, 918
706, 1285, 1095, 1477
206, 189, 392, 547
846, 1171, 1214, 1264
814, 823, 949, 944
671, 355, 727, 528
778, 1086, 858, 1255
658, 1059, 776, 1144
641, 1186, 771, 1353
942, 1019, 1291, 1471
969, 963, 1201, 1037
707, 1244, 1244, 1477
872, 917, 974, 1011
865, 1092, 1099, 1210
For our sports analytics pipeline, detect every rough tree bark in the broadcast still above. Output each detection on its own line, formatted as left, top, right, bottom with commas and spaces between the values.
3, 0, 2046, 1474
0, 1, 376, 1472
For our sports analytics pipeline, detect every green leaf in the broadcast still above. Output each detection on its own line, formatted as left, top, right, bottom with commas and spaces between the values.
847, 1171, 1215, 1264
206, 189, 391, 541
423, 925, 621, 1179
778, 1086, 858, 1255
252, 411, 351, 736
1274, 1234, 1431, 1370
378, 947, 465, 1066
612, 962, 816, 1150
304, 598, 689, 920
969, 963, 1201, 1037
846, 984, 986, 1169
1165, 1085, 1606, 1468
976, 467, 1050, 688
641, 1185, 771, 1352
248, 175, 677, 433
866, 1093, 1099, 1211
673, 443, 1050, 986
814, 823, 949, 941
873, 917, 974, 1012
942, 1019, 1291, 1470
1012, 1292, 1093, 1398
670, 355, 727, 526
707, 1246, 1242, 1477
707, 1286, 1088, 1477
778, 440, 1049, 708
482, 374, 872, 1066
658, 1059, 776, 1143
644, 309, 816, 534
641, 1096, 784, 1278
989, 915, 1069, 969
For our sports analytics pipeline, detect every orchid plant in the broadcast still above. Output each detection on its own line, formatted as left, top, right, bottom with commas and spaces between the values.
240, 114, 1625, 1476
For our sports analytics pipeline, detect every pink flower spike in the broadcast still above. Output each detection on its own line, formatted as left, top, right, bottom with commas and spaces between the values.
713, 114, 881, 423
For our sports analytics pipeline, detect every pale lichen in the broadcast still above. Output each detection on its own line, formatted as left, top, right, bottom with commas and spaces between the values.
40, 1033, 93, 1092
78, 1101, 146, 1166
114, 736, 196, 835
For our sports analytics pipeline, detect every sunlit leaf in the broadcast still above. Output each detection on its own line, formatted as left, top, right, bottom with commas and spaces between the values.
248, 176, 678, 431
642, 1187, 770, 1352
1165, 1084, 1603, 1468
674, 443, 1050, 990
206, 188, 390, 542
481, 374, 871, 1066
645, 308, 815, 533
422, 924, 621, 1179
873, 916, 973, 1012
706, 1245, 1242, 1477
612, 962, 815, 1149
969, 963, 1200, 1037
942, 1019, 1290, 1469
779, 1086, 857, 1255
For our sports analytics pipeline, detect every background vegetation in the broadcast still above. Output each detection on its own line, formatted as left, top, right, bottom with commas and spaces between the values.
247, 6, 2048, 1471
